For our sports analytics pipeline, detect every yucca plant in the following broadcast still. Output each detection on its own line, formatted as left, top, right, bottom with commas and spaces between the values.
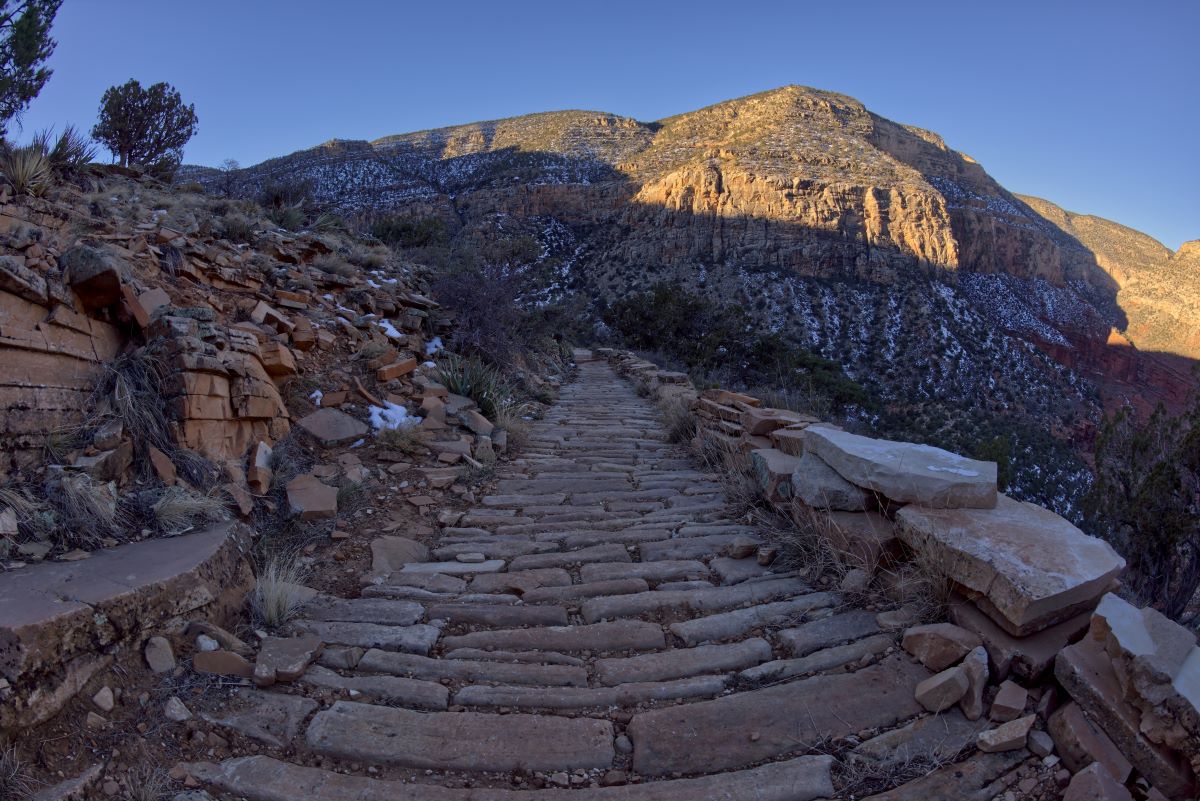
436, 353, 511, 419
44, 125, 96, 174
0, 143, 51, 196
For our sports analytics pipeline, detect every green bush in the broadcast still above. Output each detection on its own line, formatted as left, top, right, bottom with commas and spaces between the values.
370, 214, 446, 248
603, 282, 868, 411
436, 353, 511, 419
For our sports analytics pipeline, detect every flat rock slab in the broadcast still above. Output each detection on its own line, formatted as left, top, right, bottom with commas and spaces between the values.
306, 700, 614, 772
296, 408, 369, 446
365, 536, 429, 583
640, 535, 754, 561
290, 621, 439, 655
778, 609, 881, 657
509, 543, 631, 571
669, 592, 839, 645
425, 604, 569, 627
792, 450, 873, 511
440, 619, 666, 653
628, 654, 929, 775
398, 559, 506, 575
854, 707, 989, 763
453, 676, 727, 710
897, 496, 1125, 635
203, 689, 317, 749
596, 638, 772, 685
805, 425, 997, 509
468, 568, 572, 594
187, 753, 833, 801
299, 665, 448, 710
299, 597, 423, 626
581, 560, 709, 584
581, 577, 809, 623
948, 594, 1089, 681
522, 578, 650, 604
358, 648, 589, 686
742, 634, 894, 684
861, 750, 1025, 801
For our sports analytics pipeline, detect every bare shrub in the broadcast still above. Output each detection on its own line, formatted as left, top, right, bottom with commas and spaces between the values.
494, 402, 532, 452
219, 213, 256, 243
250, 553, 308, 629
94, 350, 173, 453
312, 253, 354, 277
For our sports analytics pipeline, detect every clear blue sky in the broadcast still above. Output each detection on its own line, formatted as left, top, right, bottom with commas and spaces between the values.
19, 0, 1197, 249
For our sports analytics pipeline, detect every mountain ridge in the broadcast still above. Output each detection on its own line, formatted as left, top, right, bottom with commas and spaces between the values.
179, 84, 1199, 516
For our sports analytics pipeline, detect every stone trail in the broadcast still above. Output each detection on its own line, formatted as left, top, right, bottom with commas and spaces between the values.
186, 354, 973, 800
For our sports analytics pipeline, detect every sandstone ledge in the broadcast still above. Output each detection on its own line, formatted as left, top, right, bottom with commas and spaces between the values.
0, 521, 253, 730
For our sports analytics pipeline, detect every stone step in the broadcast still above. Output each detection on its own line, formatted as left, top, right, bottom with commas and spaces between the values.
425, 603, 570, 627
399, 559, 506, 575
442, 648, 585, 667
740, 634, 895, 684
509, 543, 632, 571
298, 597, 424, 626
467, 568, 572, 594
431, 541, 555, 560
669, 593, 840, 645
640, 535, 755, 561
306, 700, 614, 772
291, 621, 439, 655
520, 578, 650, 604
535, 528, 673, 550
580, 577, 809, 623
298, 665, 448, 709
626, 654, 929, 776
778, 609, 882, 657
453, 674, 728, 710
356, 648, 589, 686
596, 638, 773, 685
440, 619, 666, 653
580, 560, 709, 585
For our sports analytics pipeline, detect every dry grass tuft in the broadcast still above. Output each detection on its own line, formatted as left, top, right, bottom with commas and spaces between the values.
0, 745, 34, 799
376, 425, 425, 454
657, 394, 697, 445
152, 487, 228, 535
123, 765, 169, 801
251, 553, 309, 629
494, 401, 533, 452
698, 432, 766, 518
52, 473, 123, 547
832, 749, 963, 798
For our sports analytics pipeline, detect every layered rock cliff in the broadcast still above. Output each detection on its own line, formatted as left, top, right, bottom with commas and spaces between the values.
183, 85, 1199, 515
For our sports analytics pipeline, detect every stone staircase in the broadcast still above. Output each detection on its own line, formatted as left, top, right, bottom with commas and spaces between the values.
183, 354, 1001, 800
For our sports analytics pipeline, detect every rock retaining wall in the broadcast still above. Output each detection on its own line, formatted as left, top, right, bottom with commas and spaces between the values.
599, 347, 1199, 800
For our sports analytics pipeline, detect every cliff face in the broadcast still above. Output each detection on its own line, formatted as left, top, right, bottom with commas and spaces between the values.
185, 85, 1199, 510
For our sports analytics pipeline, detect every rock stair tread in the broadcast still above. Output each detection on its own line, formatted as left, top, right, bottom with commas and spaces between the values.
189, 359, 917, 801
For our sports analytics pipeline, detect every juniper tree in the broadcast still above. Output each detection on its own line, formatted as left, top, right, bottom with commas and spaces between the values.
91, 79, 197, 175
0, 0, 61, 136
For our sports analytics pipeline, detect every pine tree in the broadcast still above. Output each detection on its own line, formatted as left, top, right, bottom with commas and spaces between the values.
91, 79, 198, 175
0, 0, 61, 135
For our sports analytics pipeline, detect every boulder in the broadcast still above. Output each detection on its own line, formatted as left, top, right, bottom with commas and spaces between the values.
247, 441, 273, 495
902, 623, 982, 671
742, 407, 814, 436
285, 474, 337, 520
254, 634, 323, 687
897, 495, 1125, 636
1063, 762, 1134, 801
960, 645, 989, 721
1089, 593, 1200, 771
296, 408, 368, 446
60, 246, 124, 310
804, 425, 997, 508
791, 451, 873, 511
976, 714, 1034, 752
366, 536, 430, 583
991, 680, 1028, 722
915, 665, 970, 712
1048, 702, 1132, 782
749, 448, 800, 501
949, 593, 1091, 681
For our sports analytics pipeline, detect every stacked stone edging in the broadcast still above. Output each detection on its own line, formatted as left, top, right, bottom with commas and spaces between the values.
598, 347, 1199, 800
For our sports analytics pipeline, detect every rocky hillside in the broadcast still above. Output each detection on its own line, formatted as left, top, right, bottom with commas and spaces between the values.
184, 85, 1199, 517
